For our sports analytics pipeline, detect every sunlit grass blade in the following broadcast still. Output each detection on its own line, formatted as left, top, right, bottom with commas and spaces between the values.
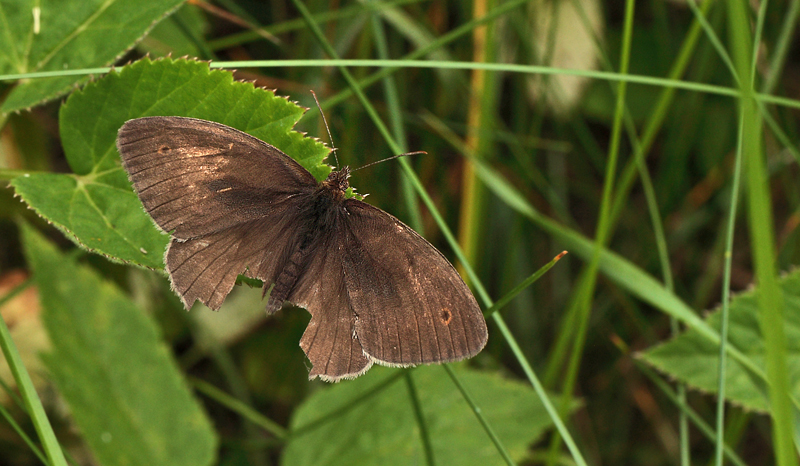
484, 251, 568, 318
189, 377, 288, 440
0, 282, 67, 466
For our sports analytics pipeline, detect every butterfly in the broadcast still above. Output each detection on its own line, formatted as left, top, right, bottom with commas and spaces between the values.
117, 116, 487, 381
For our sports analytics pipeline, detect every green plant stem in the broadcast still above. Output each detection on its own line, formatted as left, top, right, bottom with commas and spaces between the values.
637, 362, 747, 466
189, 377, 288, 440
728, 1, 796, 465
457, 0, 495, 284
404, 372, 436, 466
6, 61, 800, 111
715, 110, 745, 466
0, 284, 67, 466
547, 0, 635, 462
442, 365, 515, 465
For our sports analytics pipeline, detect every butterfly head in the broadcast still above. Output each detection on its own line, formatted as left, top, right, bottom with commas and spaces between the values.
322, 166, 351, 199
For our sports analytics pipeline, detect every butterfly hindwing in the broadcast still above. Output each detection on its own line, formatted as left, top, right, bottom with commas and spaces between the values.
165, 214, 304, 311
285, 228, 374, 381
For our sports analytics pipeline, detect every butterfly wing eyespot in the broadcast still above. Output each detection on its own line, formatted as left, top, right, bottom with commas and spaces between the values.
440, 308, 453, 325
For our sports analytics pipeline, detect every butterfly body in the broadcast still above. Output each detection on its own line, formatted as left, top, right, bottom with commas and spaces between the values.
117, 116, 487, 381
261, 167, 351, 312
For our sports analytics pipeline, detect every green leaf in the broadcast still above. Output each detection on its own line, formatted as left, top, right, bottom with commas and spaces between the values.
639, 269, 800, 412
0, 0, 184, 112
11, 57, 330, 269
283, 365, 577, 466
20, 222, 218, 466
13, 172, 169, 269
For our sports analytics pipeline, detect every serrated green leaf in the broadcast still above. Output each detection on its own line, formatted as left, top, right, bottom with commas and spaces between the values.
21, 223, 218, 466
639, 269, 800, 412
11, 57, 330, 269
284, 365, 576, 466
12, 172, 169, 269
0, 0, 184, 112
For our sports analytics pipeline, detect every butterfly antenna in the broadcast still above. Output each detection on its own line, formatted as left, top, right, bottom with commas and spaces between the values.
351, 151, 427, 172
311, 90, 340, 168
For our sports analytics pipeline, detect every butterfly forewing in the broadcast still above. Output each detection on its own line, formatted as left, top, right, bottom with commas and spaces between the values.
339, 201, 487, 366
117, 117, 317, 239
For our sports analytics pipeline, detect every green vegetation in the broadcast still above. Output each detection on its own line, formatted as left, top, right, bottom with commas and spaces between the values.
0, 1, 798, 464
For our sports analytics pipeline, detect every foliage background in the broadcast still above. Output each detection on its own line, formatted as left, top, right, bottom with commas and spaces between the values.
0, 0, 799, 465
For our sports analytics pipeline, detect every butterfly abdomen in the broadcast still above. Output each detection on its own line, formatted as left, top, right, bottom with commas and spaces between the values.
265, 177, 345, 313
266, 246, 308, 313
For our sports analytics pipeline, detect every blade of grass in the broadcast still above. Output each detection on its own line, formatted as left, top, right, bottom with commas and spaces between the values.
716, 107, 746, 466
442, 365, 515, 466
8, 60, 800, 110
547, 1, 635, 463
0, 274, 67, 466
483, 252, 568, 318
636, 361, 747, 466
404, 372, 436, 466
728, 0, 796, 464
0, 381, 49, 466
189, 377, 288, 440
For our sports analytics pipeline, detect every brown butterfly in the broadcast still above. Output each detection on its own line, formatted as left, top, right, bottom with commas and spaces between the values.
116, 116, 487, 381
